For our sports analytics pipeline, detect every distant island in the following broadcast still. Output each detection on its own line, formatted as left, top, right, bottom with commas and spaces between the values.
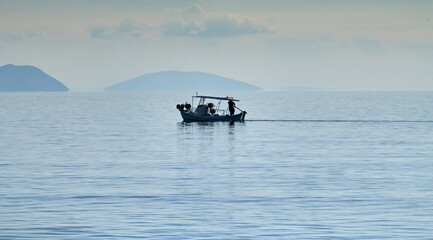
105, 71, 261, 91
0, 64, 69, 92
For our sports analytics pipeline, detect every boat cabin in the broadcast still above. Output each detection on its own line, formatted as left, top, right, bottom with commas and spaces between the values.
190, 95, 239, 116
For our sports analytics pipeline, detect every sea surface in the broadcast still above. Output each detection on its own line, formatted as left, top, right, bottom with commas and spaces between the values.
1, 91, 433, 239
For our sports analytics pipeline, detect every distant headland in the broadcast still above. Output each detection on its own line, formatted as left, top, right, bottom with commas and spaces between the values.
0, 64, 69, 92
105, 71, 261, 92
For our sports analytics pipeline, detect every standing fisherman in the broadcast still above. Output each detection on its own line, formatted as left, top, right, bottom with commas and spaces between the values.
228, 100, 235, 116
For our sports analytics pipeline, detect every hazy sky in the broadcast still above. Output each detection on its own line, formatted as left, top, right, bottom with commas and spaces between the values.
1, 0, 432, 90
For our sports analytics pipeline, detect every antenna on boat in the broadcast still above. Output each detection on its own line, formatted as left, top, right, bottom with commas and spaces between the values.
196, 92, 198, 96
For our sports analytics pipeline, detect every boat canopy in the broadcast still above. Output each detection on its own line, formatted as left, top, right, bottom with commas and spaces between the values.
193, 95, 239, 101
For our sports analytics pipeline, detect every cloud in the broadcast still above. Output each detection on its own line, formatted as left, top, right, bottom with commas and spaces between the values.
178, 4, 207, 22
161, 5, 271, 37
116, 19, 141, 33
88, 26, 106, 38
87, 5, 270, 39
0, 31, 43, 42
161, 20, 201, 36
88, 19, 148, 39
354, 38, 386, 55
201, 15, 269, 37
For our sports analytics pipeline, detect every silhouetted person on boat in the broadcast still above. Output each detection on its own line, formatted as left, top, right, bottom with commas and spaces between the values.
228, 100, 235, 116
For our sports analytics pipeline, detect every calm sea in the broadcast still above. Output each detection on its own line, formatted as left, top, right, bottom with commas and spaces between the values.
1, 91, 433, 239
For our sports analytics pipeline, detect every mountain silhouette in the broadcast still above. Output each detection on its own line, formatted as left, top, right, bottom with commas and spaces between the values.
0, 64, 69, 92
105, 71, 261, 91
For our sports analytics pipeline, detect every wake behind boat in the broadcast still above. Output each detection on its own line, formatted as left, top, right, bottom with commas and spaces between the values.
177, 95, 247, 122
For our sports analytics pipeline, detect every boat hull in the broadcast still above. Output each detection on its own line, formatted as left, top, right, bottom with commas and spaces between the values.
180, 111, 246, 122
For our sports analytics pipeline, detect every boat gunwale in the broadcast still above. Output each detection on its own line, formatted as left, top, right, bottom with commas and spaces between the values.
180, 110, 245, 122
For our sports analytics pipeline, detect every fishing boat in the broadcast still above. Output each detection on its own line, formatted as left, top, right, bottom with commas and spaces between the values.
176, 95, 247, 122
